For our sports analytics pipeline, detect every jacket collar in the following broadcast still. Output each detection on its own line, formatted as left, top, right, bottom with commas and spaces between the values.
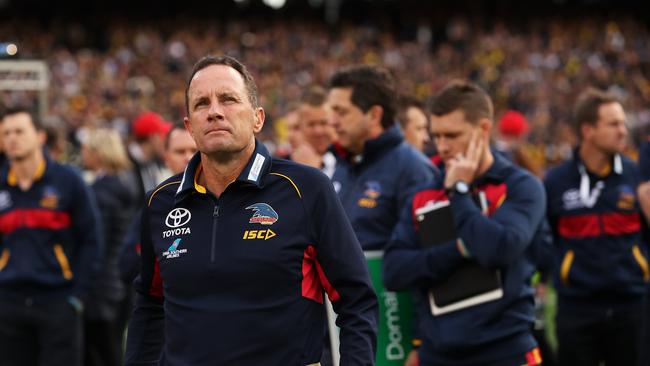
472, 149, 512, 185
572, 146, 623, 176
572, 146, 622, 207
333, 125, 403, 165
3, 151, 49, 187
175, 140, 272, 201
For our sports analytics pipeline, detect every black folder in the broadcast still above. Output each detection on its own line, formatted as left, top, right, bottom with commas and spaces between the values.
415, 193, 503, 315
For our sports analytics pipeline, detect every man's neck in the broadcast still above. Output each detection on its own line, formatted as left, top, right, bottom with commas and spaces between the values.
199, 142, 256, 197
579, 142, 612, 176
11, 150, 45, 190
475, 148, 495, 179
350, 126, 384, 157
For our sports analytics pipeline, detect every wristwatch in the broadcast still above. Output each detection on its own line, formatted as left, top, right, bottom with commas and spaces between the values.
446, 180, 470, 196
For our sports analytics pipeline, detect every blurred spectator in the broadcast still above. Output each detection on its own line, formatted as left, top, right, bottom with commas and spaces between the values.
163, 123, 198, 174
291, 85, 337, 177
494, 110, 544, 177
0, 107, 102, 366
397, 95, 430, 153
80, 127, 135, 366
126, 111, 172, 206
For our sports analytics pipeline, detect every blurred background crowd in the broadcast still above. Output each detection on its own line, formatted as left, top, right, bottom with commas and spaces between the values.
1, 0, 649, 172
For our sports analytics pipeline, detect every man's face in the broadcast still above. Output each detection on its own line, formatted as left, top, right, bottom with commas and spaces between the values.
284, 111, 302, 149
1, 112, 44, 161
298, 103, 335, 155
402, 106, 430, 152
184, 64, 264, 157
430, 109, 480, 164
328, 87, 372, 154
584, 102, 628, 155
165, 128, 198, 174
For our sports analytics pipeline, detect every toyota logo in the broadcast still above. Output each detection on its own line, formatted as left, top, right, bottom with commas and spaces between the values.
165, 208, 192, 228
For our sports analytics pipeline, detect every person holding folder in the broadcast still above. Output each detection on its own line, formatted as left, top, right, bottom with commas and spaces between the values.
383, 80, 546, 366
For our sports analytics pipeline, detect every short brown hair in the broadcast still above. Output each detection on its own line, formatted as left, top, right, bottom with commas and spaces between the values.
1, 107, 43, 130
329, 65, 397, 130
430, 80, 493, 124
185, 55, 259, 114
573, 88, 620, 138
397, 95, 427, 129
300, 85, 327, 107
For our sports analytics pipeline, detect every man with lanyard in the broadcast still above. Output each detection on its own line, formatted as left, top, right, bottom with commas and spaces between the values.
545, 88, 647, 366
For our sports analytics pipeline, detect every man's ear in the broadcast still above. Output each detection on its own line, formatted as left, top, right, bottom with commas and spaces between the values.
253, 107, 265, 133
478, 117, 493, 139
37, 130, 47, 146
368, 105, 384, 128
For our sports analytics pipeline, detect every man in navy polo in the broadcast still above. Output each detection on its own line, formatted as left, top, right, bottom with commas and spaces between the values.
125, 55, 378, 366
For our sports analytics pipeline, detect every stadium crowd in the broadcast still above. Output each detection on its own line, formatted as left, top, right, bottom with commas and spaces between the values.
2, 15, 650, 168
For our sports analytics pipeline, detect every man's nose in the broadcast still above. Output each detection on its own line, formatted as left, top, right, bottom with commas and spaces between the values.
208, 102, 225, 120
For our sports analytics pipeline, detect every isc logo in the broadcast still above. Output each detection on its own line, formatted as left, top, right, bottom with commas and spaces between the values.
243, 229, 276, 240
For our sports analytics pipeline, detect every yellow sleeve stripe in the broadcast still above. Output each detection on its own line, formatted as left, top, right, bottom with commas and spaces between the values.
53, 244, 73, 280
148, 181, 182, 206
0, 248, 10, 271
269, 172, 302, 198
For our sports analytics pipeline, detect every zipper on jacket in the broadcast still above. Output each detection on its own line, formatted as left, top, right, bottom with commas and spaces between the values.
210, 204, 220, 263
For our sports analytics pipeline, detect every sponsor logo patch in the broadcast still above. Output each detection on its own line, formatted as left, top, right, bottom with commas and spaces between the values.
243, 229, 276, 240
40, 186, 59, 209
162, 238, 187, 259
358, 181, 381, 208
246, 203, 278, 225
617, 185, 636, 210
165, 208, 191, 228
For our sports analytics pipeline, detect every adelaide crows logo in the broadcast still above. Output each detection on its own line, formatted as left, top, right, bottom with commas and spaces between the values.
246, 203, 279, 225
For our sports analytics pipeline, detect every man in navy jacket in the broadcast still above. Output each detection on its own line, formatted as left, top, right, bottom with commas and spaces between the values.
384, 81, 545, 366
328, 65, 436, 252
545, 88, 647, 366
0, 107, 102, 366
125, 55, 378, 366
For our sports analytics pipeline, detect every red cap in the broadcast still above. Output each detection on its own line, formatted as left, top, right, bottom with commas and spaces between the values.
132, 112, 172, 139
498, 110, 529, 137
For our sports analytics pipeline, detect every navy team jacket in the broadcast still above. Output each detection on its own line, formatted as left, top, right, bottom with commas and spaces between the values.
384, 153, 545, 365
125, 141, 378, 366
331, 126, 436, 251
0, 156, 102, 301
544, 150, 648, 305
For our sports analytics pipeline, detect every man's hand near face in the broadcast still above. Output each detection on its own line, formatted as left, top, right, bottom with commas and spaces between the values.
444, 131, 484, 189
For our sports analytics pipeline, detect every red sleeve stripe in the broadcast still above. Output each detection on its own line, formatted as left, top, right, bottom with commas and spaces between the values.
411, 189, 446, 216
0, 209, 71, 235
149, 257, 164, 298
558, 212, 640, 238
301, 245, 341, 303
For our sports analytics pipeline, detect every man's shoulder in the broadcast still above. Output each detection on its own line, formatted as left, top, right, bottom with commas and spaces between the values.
544, 160, 575, 183
268, 157, 332, 186
145, 174, 184, 208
